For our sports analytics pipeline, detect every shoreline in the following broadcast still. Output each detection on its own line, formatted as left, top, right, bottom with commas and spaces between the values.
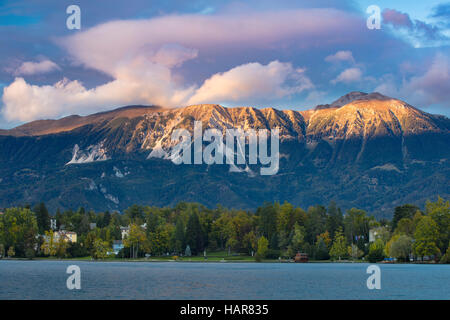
0, 257, 441, 264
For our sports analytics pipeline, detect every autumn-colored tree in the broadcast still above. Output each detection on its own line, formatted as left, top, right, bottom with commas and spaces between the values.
123, 224, 147, 258
7, 246, 15, 258
41, 230, 57, 256
317, 231, 332, 248
92, 239, 110, 260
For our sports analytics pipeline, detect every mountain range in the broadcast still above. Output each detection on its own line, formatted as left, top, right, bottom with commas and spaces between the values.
0, 91, 449, 217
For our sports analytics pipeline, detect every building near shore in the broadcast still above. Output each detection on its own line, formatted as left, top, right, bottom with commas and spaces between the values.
54, 230, 77, 243
113, 240, 124, 254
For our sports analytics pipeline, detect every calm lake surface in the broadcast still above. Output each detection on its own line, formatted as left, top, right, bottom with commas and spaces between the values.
0, 260, 449, 299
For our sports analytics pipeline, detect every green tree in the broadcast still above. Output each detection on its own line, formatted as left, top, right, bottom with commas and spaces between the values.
125, 204, 144, 224
173, 217, 185, 254
344, 208, 370, 249
348, 243, 363, 260
25, 248, 35, 260
440, 246, 450, 264
55, 237, 69, 258
315, 237, 330, 260
256, 203, 278, 247
92, 239, 110, 260
256, 236, 269, 261
277, 202, 295, 251
102, 211, 111, 228
210, 213, 233, 250
330, 227, 347, 260
413, 215, 440, 259
33, 202, 50, 234
148, 224, 172, 255
1, 207, 38, 257
389, 235, 413, 262
305, 205, 327, 245
367, 239, 385, 263
7, 246, 15, 258
84, 231, 98, 255
185, 212, 204, 255
395, 218, 414, 237
41, 230, 57, 256
385, 234, 399, 257
243, 231, 258, 255
392, 204, 419, 230
123, 224, 147, 258
326, 201, 344, 239
287, 223, 306, 257
425, 197, 450, 254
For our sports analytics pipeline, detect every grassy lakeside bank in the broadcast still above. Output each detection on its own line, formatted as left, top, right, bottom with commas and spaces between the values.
2, 257, 367, 263
2, 250, 438, 263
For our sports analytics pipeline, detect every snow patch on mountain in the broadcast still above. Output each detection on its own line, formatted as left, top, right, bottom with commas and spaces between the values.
147, 140, 168, 159
66, 141, 109, 165
104, 193, 119, 204
371, 163, 401, 173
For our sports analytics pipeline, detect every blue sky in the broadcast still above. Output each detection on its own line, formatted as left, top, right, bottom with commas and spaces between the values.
0, 0, 449, 128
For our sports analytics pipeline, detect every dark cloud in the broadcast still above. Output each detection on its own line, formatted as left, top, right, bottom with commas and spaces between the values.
431, 2, 450, 18
382, 8, 449, 42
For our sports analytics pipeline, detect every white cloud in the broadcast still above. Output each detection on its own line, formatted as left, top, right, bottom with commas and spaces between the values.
2, 9, 360, 122
188, 61, 313, 105
2, 60, 313, 122
331, 67, 362, 84
325, 50, 355, 64
14, 60, 60, 76
2, 71, 195, 122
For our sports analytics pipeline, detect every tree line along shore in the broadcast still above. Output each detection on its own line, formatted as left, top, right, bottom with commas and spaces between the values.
0, 197, 449, 264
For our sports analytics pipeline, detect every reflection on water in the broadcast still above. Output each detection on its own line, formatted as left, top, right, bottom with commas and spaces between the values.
0, 260, 449, 300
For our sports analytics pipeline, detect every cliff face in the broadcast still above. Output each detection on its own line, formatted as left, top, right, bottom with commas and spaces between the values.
0, 92, 449, 216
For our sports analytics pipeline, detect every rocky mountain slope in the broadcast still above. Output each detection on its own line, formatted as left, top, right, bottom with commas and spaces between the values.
0, 92, 449, 217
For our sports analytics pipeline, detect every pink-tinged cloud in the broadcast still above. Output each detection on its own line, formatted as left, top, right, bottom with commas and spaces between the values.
375, 53, 450, 108
382, 8, 448, 45
188, 61, 313, 105
325, 50, 355, 63
382, 9, 413, 28
2, 9, 364, 122
404, 53, 450, 106
60, 9, 363, 76
14, 60, 60, 76
331, 67, 362, 84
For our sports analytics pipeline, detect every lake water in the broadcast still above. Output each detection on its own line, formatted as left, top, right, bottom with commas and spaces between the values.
0, 260, 449, 299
